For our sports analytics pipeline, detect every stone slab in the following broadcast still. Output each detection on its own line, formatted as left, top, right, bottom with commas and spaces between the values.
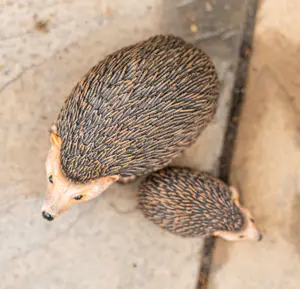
212, 1, 300, 288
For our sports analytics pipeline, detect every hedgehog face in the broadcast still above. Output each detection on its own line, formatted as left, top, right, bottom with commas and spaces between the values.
41, 130, 119, 220
212, 186, 262, 241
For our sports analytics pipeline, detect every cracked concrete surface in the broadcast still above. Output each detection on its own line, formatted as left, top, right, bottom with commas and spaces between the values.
0, 1, 248, 288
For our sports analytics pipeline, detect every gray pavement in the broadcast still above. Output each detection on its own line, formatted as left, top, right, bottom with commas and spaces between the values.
0, 1, 249, 288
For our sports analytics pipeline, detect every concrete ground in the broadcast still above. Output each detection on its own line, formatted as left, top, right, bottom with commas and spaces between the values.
212, 0, 300, 288
1, 0, 287, 289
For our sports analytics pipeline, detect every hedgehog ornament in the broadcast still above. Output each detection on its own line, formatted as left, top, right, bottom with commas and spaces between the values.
138, 167, 262, 241
41, 35, 220, 221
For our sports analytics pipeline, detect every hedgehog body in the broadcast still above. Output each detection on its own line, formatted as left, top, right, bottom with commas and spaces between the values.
55, 35, 220, 183
138, 167, 261, 241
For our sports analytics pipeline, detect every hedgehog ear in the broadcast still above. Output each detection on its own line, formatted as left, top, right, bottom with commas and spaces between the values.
212, 231, 220, 237
229, 186, 240, 205
49, 123, 58, 134
91, 175, 119, 188
50, 132, 62, 149
86, 175, 120, 199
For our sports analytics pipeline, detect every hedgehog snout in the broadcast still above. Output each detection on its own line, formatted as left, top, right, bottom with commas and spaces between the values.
240, 217, 262, 241
42, 211, 54, 221
41, 198, 63, 221
41, 184, 71, 221
212, 207, 262, 242
238, 205, 262, 241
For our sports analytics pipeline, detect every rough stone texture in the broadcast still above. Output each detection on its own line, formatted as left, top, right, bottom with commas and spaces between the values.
0, 1, 247, 288
212, 1, 300, 288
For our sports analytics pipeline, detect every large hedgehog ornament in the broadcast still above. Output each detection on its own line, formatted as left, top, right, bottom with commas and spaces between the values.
41, 35, 220, 221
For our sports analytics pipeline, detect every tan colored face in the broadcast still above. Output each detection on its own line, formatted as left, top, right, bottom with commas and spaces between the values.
41, 127, 119, 221
213, 186, 263, 242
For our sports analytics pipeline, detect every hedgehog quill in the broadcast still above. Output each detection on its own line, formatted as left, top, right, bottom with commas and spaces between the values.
138, 167, 262, 242
41, 35, 220, 220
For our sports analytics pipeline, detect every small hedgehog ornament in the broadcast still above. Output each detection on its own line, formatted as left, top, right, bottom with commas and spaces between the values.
41, 35, 220, 220
138, 167, 262, 241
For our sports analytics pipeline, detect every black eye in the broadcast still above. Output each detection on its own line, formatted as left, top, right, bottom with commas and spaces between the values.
49, 175, 53, 183
239, 235, 244, 239
74, 195, 83, 200
250, 218, 255, 223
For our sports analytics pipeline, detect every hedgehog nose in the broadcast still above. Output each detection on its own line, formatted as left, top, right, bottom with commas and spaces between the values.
42, 211, 54, 221
258, 232, 263, 241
